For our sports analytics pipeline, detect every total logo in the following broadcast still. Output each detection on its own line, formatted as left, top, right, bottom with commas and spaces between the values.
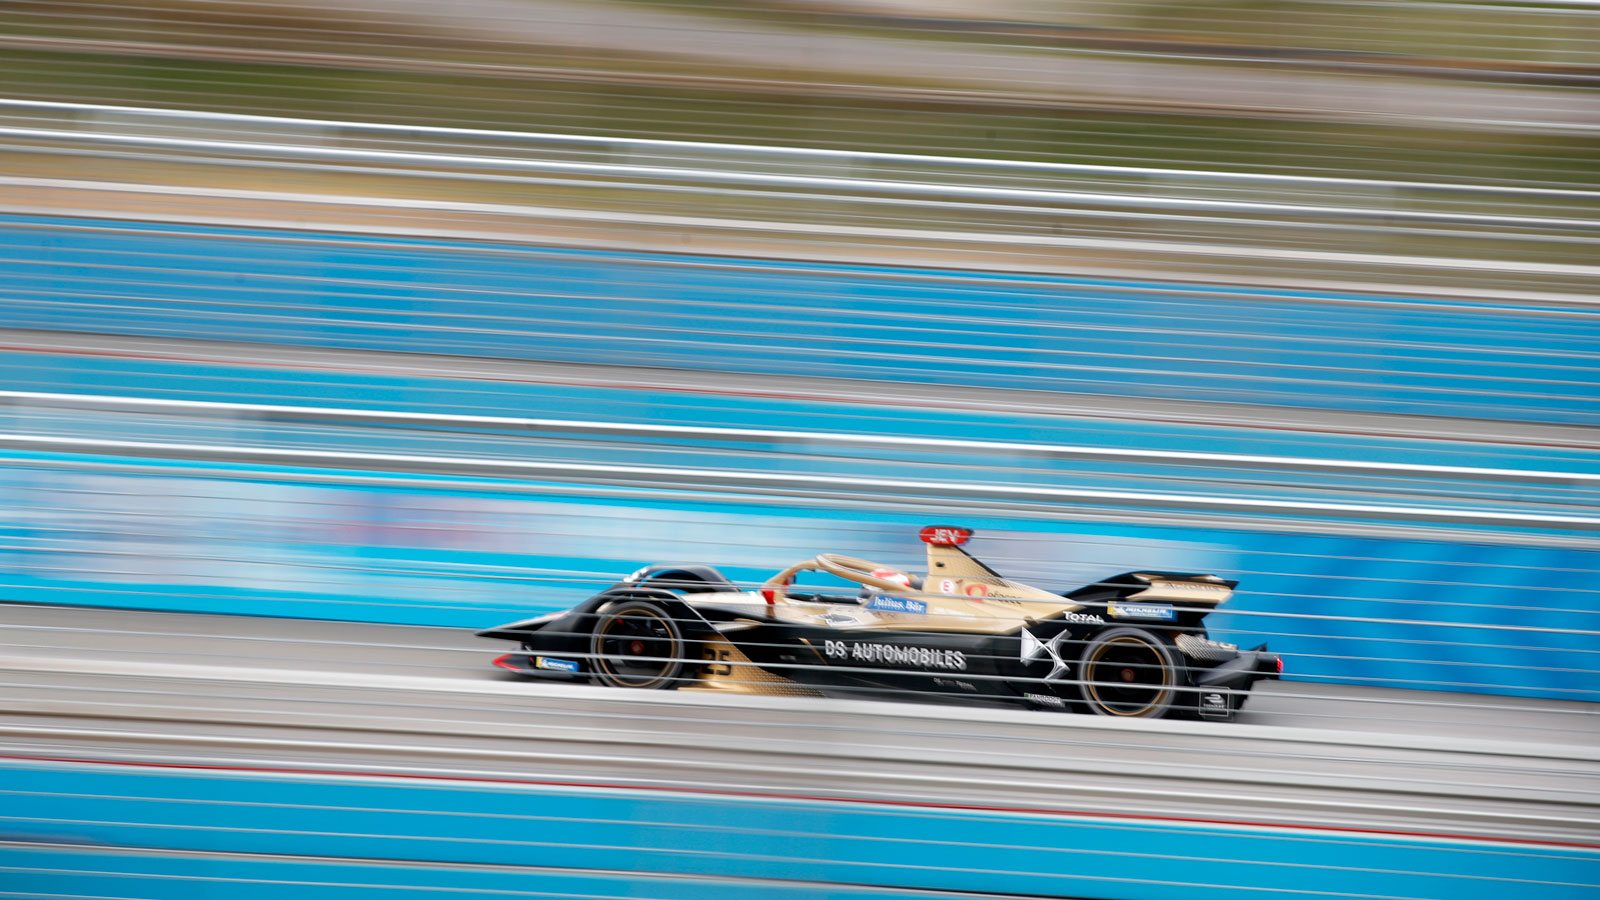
1062, 612, 1105, 625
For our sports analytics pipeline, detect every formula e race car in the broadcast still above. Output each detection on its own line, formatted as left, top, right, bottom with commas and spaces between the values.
479, 526, 1281, 720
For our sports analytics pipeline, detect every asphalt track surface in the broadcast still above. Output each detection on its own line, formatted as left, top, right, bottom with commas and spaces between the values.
3, 598, 1598, 870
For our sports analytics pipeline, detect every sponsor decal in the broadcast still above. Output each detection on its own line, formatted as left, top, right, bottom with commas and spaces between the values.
1020, 629, 1070, 680
934, 677, 979, 693
964, 583, 989, 598
937, 578, 957, 594
701, 646, 733, 676
1063, 612, 1105, 626
1021, 629, 1046, 661
1025, 692, 1066, 709
818, 610, 862, 626
919, 525, 972, 546
824, 639, 967, 671
1108, 603, 1177, 621
535, 657, 579, 673
866, 595, 928, 615
1153, 580, 1226, 594
1199, 691, 1232, 720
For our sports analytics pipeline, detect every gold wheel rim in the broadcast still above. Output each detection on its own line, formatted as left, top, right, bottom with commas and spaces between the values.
1083, 635, 1173, 717
594, 607, 679, 689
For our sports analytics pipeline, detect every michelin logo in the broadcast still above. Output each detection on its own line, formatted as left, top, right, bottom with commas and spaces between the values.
1153, 581, 1225, 594
535, 657, 579, 673
866, 595, 928, 615
1108, 603, 1177, 621
825, 640, 966, 671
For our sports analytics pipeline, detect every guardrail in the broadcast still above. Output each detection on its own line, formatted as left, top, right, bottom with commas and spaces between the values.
3, 99, 1598, 293
5, 98, 1594, 205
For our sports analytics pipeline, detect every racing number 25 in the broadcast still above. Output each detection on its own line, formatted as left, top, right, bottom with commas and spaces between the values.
701, 646, 733, 676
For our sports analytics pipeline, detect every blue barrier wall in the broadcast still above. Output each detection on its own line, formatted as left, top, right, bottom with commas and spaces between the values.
6, 215, 1597, 425
4, 759, 1595, 900
2, 450, 1594, 701
7, 347, 1597, 476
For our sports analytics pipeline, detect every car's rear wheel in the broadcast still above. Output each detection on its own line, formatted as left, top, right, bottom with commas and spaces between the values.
590, 600, 687, 689
1077, 627, 1181, 718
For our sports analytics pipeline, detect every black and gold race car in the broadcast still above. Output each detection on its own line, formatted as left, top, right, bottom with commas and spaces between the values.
479, 526, 1281, 720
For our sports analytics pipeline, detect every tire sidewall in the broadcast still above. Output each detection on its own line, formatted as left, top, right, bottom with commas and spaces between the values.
589, 599, 687, 689
1077, 626, 1183, 718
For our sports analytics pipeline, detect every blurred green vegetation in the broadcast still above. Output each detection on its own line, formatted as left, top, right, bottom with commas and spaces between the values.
702, 0, 1599, 66
1120, 0, 1593, 64
2, 0, 1597, 190
7, 46, 1598, 188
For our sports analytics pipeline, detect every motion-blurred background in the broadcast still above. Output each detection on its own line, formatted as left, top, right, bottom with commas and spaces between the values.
1, 2, 1597, 898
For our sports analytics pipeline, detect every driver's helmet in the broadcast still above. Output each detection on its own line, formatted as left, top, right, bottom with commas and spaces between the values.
859, 568, 913, 601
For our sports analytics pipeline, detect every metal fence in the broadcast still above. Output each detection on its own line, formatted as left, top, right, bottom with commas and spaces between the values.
4, 5, 1598, 896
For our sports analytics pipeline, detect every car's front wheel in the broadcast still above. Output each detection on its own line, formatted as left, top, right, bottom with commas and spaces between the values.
1077, 627, 1182, 718
589, 600, 688, 689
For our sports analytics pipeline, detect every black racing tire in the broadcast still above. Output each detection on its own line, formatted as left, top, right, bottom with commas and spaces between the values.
1077, 627, 1183, 718
589, 600, 688, 690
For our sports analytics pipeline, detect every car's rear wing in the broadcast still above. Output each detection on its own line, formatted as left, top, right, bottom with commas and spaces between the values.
918, 526, 1236, 610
